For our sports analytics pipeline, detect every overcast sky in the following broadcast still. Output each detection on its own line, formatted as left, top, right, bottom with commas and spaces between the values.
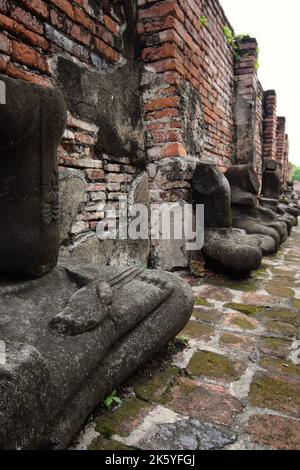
221, 0, 300, 165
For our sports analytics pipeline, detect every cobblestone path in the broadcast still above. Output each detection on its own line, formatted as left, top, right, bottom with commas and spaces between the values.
74, 226, 300, 451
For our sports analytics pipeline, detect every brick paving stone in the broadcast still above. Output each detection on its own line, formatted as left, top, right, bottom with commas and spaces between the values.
186, 350, 245, 383
95, 399, 154, 438
220, 332, 257, 352
241, 292, 283, 306
181, 321, 214, 341
264, 320, 297, 338
265, 282, 295, 299
260, 357, 300, 378
133, 367, 179, 403
192, 307, 223, 324
143, 419, 237, 450
245, 415, 300, 450
194, 285, 234, 302
249, 373, 300, 416
164, 377, 244, 426
223, 312, 259, 331
259, 336, 292, 359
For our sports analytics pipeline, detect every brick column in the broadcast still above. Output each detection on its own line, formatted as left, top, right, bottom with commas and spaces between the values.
263, 90, 277, 161
276, 117, 286, 183
283, 134, 291, 184
234, 37, 263, 176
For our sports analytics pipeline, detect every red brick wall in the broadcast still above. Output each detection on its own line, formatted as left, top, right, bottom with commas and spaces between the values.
255, 81, 264, 179
263, 90, 277, 161
276, 116, 286, 183
283, 134, 291, 184
0, 0, 123, 85
139, 0, 235, 171
233, 37, 263, 178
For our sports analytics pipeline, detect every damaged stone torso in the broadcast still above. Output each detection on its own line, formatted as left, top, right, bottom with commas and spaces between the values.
0, 76, 67, 277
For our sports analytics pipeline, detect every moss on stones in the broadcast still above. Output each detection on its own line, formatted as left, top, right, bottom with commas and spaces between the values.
224, 303, 259, 315
181, 321, 214, 341
260, 358, 300, 378
270, 268, 295, 280
192, 308, 222, 324
134, 367, 179, 403
265, 320, 297, 338
252, 266, 269, 280
260, 309, 299, 326
265, 282, 295, 299
187, 350, 241, 381
260, 337, 292, 357
249, 374, 300, 415
232, 318, 257, 330
292, 299, 300, 309
220, 333, 256, 351
88, 438, 135, 450
220, 334, 241, 345
194, 297, 211, 307
95, 399, 152, 438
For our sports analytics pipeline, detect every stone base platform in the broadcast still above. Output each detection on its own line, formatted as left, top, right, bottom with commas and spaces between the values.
0, 261, 193, 449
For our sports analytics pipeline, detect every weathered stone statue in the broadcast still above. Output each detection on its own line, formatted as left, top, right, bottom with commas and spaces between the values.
0, 75, 193, 449
225, 164, 289, 247
279, 181, 300, 221
192, 162, 268, 277
260, 160, 294, 233
0, 76, 67, 277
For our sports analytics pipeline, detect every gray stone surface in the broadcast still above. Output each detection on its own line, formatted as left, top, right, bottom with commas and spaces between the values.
0, 261, 194, 449
261, 161, 281, 200
59, 169, 86, 244
232, 217, 281, 245
0, 74, 67, 277
180, 82, 204, 158
231, 186, 257, 206
151, 239, 189, 272
234, 94, 256, 165
225, 164, 260, 195
145, 419, 236, 450
192, 162, 231, 227
203, 228, 262, 277
232, 205, 288, 244
62, 232, 150, 269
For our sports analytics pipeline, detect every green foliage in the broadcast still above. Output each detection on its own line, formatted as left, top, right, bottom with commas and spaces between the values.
177, 335, 189, 346
233, 49, 241, 62
224, 26, 240, 61
223, 26, 260, 68
103, 390, 123, 409
199, 15, 207, 28
223, 25, 235, 45
291, 164, 300, 182
235, 33, 250, 42
255, 47, 260, 69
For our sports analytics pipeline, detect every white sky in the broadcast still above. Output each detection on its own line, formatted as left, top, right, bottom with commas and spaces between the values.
221, 0, 300, 165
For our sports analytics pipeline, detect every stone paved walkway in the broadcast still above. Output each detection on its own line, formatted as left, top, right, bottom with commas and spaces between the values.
73, 226, 300, 451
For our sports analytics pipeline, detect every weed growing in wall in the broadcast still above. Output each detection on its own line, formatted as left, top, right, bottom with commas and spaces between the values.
223, 27, 260, 68
199, 15, 207, 28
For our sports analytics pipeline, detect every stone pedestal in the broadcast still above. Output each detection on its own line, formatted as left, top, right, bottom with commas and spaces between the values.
0, 261, 193, 449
